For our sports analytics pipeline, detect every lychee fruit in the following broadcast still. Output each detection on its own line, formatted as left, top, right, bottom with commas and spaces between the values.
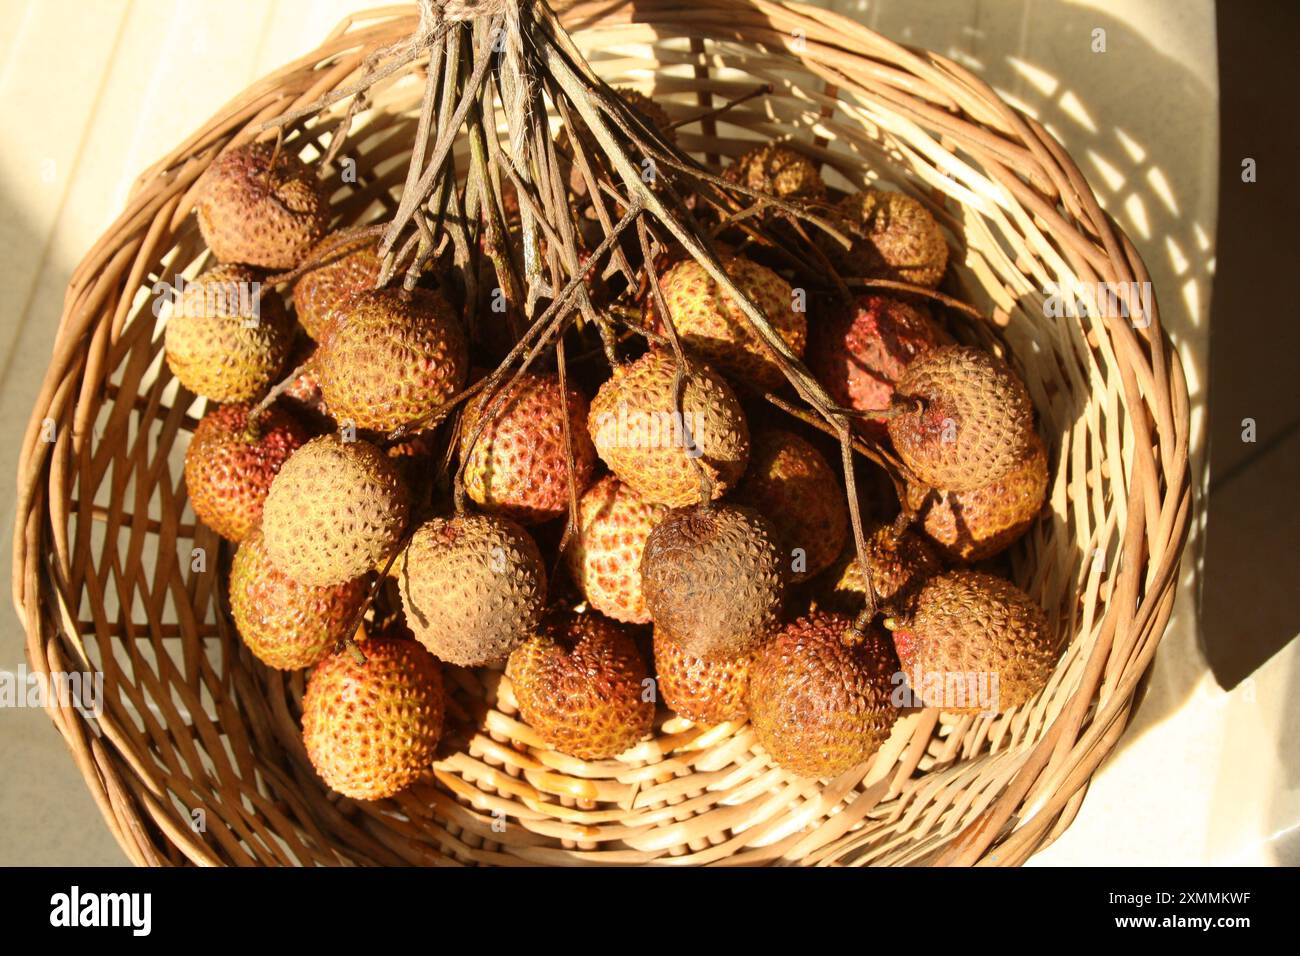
722, 141, 827, 206
565, 476, 666, 624
506, 611, 655, 760
641, 503, 785, 659
885, 571, 1055, 713
646, 254, 806, 389
806, 294, 950, 435
819, 188, 948, 288
460, 371, 598, 525
398, 512, 548, 667
165, 265, 294, 402
229, 527, 367, 670
653, 632, 751, 724
823, 523, 944, 612
735, 429, 848, 581
261, 434, 409, 586
906, 430, 1049, 562
302, 637, 444, 800
194, 141, 330, 270
183, 400, 309, 542
292, 227, 382, 341
588, 350, 750, 507
887, 345, 1036, 492
314, 287, 468, 432
747, 611, 898, 778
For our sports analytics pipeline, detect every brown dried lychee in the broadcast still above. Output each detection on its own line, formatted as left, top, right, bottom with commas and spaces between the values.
722, 141, 827, 206
819, 188, 948, 288
886, 571, 1055, 713
398, 512, 548, 667
822, 523, 944, 613
195, 141, 330, 270
735, 429, 847, 580
641, 503, 785, 659
747, 611, 898, 778
506, 611, 655, 761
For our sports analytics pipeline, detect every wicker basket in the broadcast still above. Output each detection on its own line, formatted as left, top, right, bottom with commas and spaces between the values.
13, 0, 1192, 866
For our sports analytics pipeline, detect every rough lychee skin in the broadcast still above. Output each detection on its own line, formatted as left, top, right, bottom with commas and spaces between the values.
302, 637, 444, 800
887, 345, 1036, 492
566, 476, 666, 624
165, 265, 294, 403
747, 612, 898, 778
653, 632, 750, 724
184, 401, 309, 542
641, 503, 786, 659
506, 612, 655, 761
825, 524, 944, 612
195, 141, 330, 270
262, 435, 409, 586
647, 255, 807, 389
888, 571, 1055, 714
588, 350, 750, 508
461, 372, 598, 525
398, 513, 548, 667
292, 228, 382, 341
807, 294, 950, 436
735, 430, 848, 581
722, 142, 827, 205
819, 188, 948, 288
315, 287, 468, 433
229, 527, 367, 670
907, 431, 1049, 562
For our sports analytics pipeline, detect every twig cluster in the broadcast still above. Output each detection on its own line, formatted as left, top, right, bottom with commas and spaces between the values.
261, 0, 932, 639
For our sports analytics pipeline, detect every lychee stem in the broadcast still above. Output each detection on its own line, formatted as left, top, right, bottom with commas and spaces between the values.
845, 277, 984, 322
335, 527, 416, 664
663, 83, 771, 133
452, 200, 644, 512
248, 361, 309, 429
263, 224, 387, 288
635, 214, 715, 506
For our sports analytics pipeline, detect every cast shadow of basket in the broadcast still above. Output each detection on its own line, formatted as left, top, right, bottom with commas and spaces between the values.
0, 181, 135, 865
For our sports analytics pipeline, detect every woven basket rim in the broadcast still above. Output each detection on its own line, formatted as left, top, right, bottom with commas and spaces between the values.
12, 0, 1193, 867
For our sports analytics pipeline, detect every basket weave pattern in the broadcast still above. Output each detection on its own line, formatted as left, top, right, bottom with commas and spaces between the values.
13, 0, 1192, 866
